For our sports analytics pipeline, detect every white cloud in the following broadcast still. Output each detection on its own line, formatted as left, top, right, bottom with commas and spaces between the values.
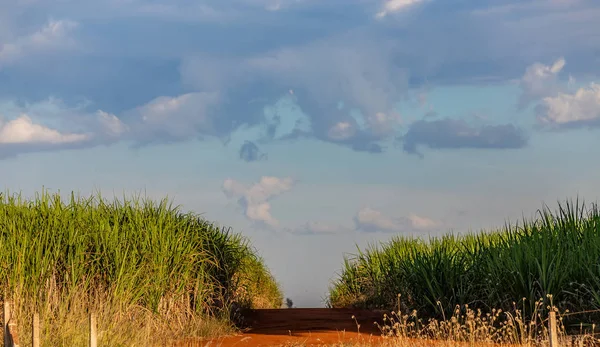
0, 114, 88, 145
222, 179, 248, 198
29, 19, 77, 46
408, 213, 439, 229
328, 122, 356, 141
0, 19, 78, 68
354, 207, 439, 233
6, 92, 219, 148
246, 202, 278, 227
128, 92, 221, 140
292, 221, 346, 235
0, 90, 225, 157
0, 98, 133, 159
354, 207, 402, 232
375, 0, 427, 18
222, 176, 294, 227
518, 57, 566, 108
537, 83, 600, 127
1, 97, 128, 140
96, 110, 129, 137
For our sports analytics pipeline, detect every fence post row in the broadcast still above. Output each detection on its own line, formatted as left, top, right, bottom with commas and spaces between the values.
4, 301, 593, 347
4, 303, 96, 347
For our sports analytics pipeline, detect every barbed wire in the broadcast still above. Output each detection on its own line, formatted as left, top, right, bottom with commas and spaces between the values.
560, 308, 600, 317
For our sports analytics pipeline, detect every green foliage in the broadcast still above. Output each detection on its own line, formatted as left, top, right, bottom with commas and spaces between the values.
0, 189, 282, 344
328, 199, 600, 326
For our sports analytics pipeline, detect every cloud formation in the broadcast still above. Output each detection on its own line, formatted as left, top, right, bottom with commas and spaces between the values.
0, 19, 78, 68
181, 30, 408, 153
222, 176, 294, 227
124, 92, 222, 144
518, 58, 566, 108
376, 0, 428, 18
0, 97, 131, 157
0, 115, 87, 145
0, 90, 251, 158
399, 118, 528, 157
354, 207, 439, 233
536, 83, 600, 128
290, 208, 440, 235
0, 0, 598, 161
291, 221, 345, 235
95, 110, 129, 138
0, 113, 93, 158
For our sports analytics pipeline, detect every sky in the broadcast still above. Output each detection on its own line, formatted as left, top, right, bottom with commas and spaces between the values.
1, 0, 600, 307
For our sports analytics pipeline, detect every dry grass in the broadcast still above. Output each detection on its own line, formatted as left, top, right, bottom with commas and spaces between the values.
180, 302, 600, 347
0, 190, 282, 346
1, 293, 235, 346
366, 296, 599, 347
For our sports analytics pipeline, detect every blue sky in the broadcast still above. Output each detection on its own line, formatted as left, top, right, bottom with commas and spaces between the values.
1, 0, 600, 307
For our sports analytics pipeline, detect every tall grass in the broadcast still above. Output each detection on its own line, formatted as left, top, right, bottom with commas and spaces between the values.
328, 199, 600, 330
0, 190, 282, 346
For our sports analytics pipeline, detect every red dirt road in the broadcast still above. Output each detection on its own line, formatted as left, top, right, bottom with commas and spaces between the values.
176, 308, 390, 346
173, 308, 520, 346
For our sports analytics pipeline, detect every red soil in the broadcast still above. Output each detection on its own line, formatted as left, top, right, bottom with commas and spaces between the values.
174, 308, 390, 346
171, 308, 536, 346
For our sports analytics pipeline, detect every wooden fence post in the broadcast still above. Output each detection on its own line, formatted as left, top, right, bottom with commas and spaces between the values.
3, 301, 9, 347
32, 312, 40, 347
548, 311, 559, 347
89, 312, 97, 347
3, 301, 19, 347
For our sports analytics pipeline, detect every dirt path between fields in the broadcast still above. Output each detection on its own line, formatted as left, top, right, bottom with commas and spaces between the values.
173, 308, 524, 346
176, 308, 391, 346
